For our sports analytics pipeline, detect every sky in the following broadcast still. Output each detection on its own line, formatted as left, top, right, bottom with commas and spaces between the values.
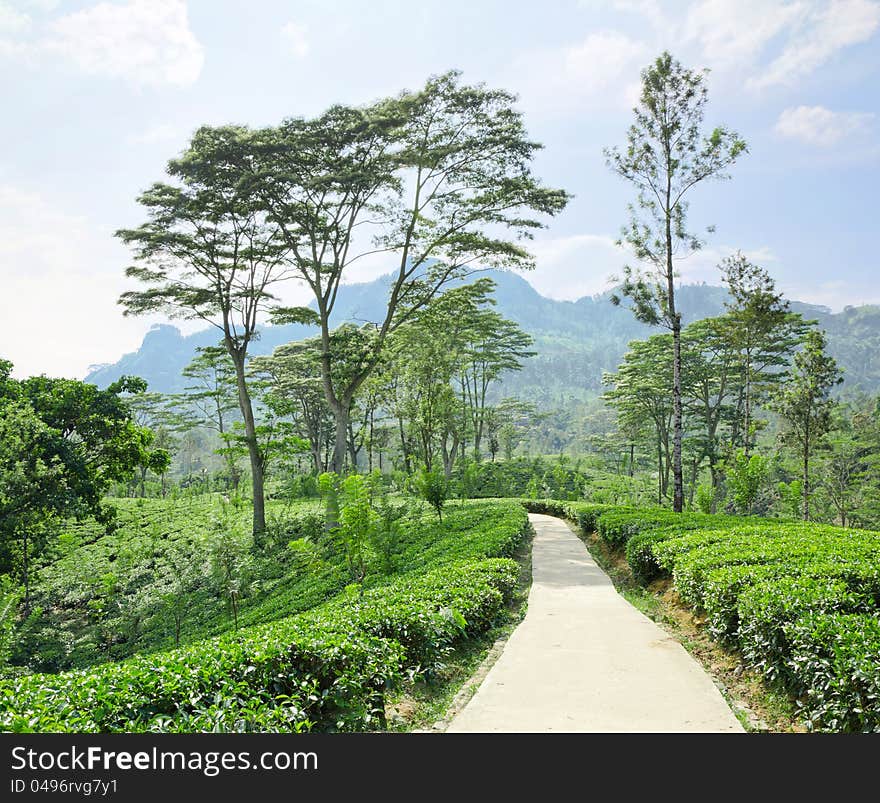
1, 0, 878, 379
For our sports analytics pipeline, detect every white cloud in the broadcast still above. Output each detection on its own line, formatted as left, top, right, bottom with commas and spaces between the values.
513, 30, 649, 114
774, 104, 874, 145
127, 122, 184, 145
0, 185, 177, 379
281, 21, 309, 59
523, 233, 778, 301
749, 0, 880, 89
44, 0, 204, 87
609, 0, 668, 28
564, 31, 649, 93
684, 0, 806, 66
525, 233, 629, 300
0, 2, 31, 35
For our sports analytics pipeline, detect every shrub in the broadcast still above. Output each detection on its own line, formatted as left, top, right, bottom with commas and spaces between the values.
414, 467, 449, 521
786, 612, 880, 732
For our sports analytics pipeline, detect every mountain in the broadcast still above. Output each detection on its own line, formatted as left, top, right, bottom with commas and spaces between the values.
85, 271, 880, 403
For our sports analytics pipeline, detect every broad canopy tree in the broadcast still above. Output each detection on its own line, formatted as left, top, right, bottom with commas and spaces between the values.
117, 126, 294, 537
240, 70, 568, 475
0, 364, 157, 610
119, 72, 568, 530
605, 52, 747, 512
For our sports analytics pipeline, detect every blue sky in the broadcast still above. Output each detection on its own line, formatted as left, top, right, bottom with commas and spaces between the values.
1, 0, 878, 378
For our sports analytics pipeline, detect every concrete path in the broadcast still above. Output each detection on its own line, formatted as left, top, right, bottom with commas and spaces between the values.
447, 513, 743, 733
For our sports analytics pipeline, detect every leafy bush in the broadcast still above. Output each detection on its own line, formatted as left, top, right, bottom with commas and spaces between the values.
414, 467, 450, 521
786, 612, 880, 732
725, 450, 772, 515
695, 483, 716, 514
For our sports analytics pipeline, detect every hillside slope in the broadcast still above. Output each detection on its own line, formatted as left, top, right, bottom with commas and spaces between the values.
85, 271, 880, 401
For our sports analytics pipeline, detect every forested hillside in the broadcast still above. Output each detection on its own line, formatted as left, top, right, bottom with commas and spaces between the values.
85, 272, 880, 403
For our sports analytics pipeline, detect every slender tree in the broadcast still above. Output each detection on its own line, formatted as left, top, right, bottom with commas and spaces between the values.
771, 329, 842, 520
179, 345, 243, 488
604, 52, 747, 511
117, 127, 293, 536
719, 252, 809, 455
603, 336, 675, 503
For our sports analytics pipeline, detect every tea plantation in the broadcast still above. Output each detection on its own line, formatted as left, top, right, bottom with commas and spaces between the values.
1, 498, 529, 732
528, 499, 880, 732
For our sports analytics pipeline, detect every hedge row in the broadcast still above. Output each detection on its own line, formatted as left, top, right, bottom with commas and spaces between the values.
1, 502, 529, 733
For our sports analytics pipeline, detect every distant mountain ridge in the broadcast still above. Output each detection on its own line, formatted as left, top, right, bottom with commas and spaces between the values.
85, 271, 880, 403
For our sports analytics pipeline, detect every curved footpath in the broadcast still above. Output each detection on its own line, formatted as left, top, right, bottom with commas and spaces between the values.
447, 513, 744, 733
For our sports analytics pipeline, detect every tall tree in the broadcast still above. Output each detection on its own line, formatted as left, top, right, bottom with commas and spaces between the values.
719, 252, 809, 455
251, 340, 334, 474
457, 288, 535, 460
179, 345, 242, 488
117, 127, 292, 536
603, 336, 675, 503
243, 71, 569, 472
681, 316, 738, 495
604, 52, 747, 512
0, 368, 153, 609
771, 329, 843, 520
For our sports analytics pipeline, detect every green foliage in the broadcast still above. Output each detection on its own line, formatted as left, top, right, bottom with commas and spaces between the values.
1, 499, 528, 732
786, 612, 880, 732
695, 483, 715, 514
771, 329, 843, 520
0, 575, 22, 673
414, 467, 449, 521
724, 450, 771, 515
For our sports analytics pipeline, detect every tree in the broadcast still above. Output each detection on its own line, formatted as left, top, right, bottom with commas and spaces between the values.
724, 450, 771, 515
457, 285, 535, 460
117, 126, 293, 536
243, 71, 569, 473
719, 252, 809, 455
817, 405, 878, 528
770, 330, 842, 520
603, 336, 675, 503
681, 316, 739, 497
205, 512, 252, 629
414, 466, 450, 521
0, 403, 65, 612
0, 369, 153, 610
251, 340, 334, 475
179, 345, 242, 488
125, 391, 177, 497
604, 52, 747, 512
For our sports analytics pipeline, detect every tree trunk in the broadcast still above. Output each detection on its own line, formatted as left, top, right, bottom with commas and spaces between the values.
657, 438, 663, 505
346, 422, 359, 473
665, 158, 684, 513
368, 410, 374, 473
398, 417, 411, 474
331, 401, 350, 474
629, 443, 635, 478
229, 350, 266, 537
671, 319, 684, 512
688, 457, 699, 508
743, 348, 753, 457
22, 529, 30, 615
803, 433, 810, 521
